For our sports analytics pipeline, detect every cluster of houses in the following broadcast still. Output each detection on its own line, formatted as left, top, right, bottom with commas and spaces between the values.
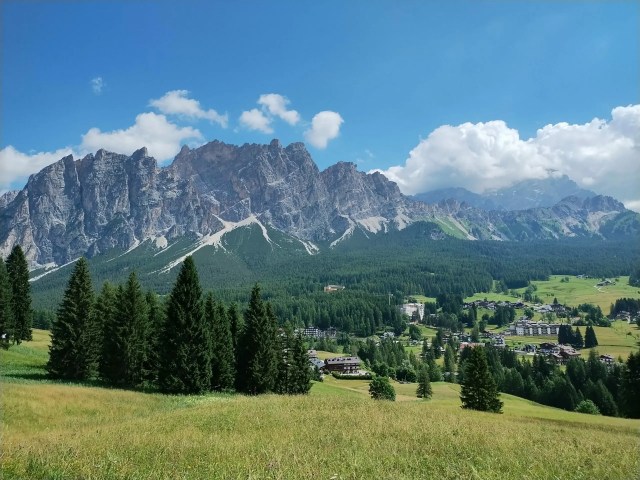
463, 300, 525, 311
615, 311, 640, 324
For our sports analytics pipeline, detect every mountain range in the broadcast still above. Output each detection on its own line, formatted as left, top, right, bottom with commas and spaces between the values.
1, 139, 638, 271
413, 175, 597, 211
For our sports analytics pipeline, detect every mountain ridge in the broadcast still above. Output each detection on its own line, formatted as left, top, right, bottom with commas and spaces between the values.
1, 139, 637, 268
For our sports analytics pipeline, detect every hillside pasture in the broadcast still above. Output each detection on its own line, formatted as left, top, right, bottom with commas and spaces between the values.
1, 331, 639, 479
519, 275, 640, 312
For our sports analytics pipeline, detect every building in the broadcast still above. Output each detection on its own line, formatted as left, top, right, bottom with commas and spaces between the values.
509, 320, 562, 336
324, 357, 361, 374
324, 284, 345, 293
297, 326, 338, 339
599, 354, 615, 366
401, 303, 425, 321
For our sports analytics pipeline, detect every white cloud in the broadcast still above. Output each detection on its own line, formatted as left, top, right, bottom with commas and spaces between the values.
149, 90, 228, 127
239, 108, 273, 134
0, 146, 75, 191
81, 112, 202, 162
91, 77, 105, 95
304, 111, 344, 149
377, 105, 640, 210
0, 113, 203, 191
258, 93, 300, 125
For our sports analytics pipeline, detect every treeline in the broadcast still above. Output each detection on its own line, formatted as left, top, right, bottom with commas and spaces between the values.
46, 257, 311, 395
0, 245, 33, 348
457, 346, 640, 418
610, 298, 640, 317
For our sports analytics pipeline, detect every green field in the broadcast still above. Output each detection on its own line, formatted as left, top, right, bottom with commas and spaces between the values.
518, 275, 640, 312
2, 331, 639, 479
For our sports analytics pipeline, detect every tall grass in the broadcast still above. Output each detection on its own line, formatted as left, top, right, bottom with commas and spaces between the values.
2, 332, 639, 479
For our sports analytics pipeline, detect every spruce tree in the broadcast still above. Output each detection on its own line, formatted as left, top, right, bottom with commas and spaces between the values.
145, 290, 165, 384
6, 245, 32, 343
100, 284, 128, 386
47, 258, 94, 380
573, 327, 584, 349
584, 325, 598, 348
236, 285, 279, 394
275, 324, 294, 394
460, 347, 503, 413
444, 344, 456, 382
620, 351, 640, 418
120, 272, 151, 388
416, 364, 433, 399
0, 258, 13, 349
158, 256, 211, 394
228, 302, 242, 353
289, 332, 312, 394
206, 293, 235, 391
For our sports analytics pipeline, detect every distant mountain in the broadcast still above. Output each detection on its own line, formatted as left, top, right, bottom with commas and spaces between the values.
414, 175, 597, 211
0, 140, 637, 270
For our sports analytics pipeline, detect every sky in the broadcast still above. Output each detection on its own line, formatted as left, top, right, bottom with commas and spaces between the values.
1, 1, 639, 209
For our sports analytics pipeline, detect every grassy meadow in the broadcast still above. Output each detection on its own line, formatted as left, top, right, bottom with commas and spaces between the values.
2, 331, 640, 479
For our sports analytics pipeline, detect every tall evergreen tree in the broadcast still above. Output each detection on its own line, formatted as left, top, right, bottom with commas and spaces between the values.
95, 282, 125, 385
584, 325, 598, 348
6, 245, 32, 343
236, 285, 279, 394
620, 351, 640, 418
228, 302, 242, 353
572, 327, 584, 349
0, 258, 13, 349
416, 364, 433, 399
206, 293, 236, 391
145, 290, 165, 384
460, 347, 503, 413
289, 332, 312, 394
47, 258, 94, 380
158, 256, 211, 394
120, 272, 151, 388
444, 344, 456, 382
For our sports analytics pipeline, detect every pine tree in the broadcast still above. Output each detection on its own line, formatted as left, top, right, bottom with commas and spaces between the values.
369, 375, 396, 401
236, 285, 279, 394
289, 332, 312, 394
275, 324, 294, 394
444, 344, 456, 382
47, 258, 94, 380
0, 258, 13, 349
158, 256, 211, 394
96, 282, 121, 384
416, 364, 433, 399
228, 302, 242, 353
206, 293, 235, 391
620, 351, 640, 418
120, 272, 151, 388
584, 325, 598, 348
572, 327, 584, 349
6, 245, 32, 343
145, 290, 165, 384
460, 347, 503, 413
99, 284, 128, 386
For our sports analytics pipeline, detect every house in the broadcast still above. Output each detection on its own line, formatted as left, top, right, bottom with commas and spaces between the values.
458, 342, 484, 353
297, 327, 338, 339
310, 357, 325, 370
523, 344, 537, 353
324, 357, 361, 374
324, 284, 345, 293
599, 354, 615, 366
307, 349, 318, 359
539, 342, 557, 354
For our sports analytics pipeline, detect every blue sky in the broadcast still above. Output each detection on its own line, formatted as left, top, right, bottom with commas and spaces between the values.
2, 1, 639, 207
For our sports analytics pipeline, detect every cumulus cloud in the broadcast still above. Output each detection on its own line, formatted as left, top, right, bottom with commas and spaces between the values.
377, 105, 640, 210
239, 93, 301, 133
239, 108, 273, 134
149, 90, 228, 127
0, 113, 203, 191
81, 112, 202, 161
91, 77, 105, 95
304, 111, 344, 149
257, 94, 300, 125
0, 146, 75, 191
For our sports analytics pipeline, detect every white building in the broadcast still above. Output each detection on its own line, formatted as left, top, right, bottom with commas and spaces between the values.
401, 303, 425, 321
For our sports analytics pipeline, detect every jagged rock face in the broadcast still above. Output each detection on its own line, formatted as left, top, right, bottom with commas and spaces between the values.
0, 140, 637, 267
